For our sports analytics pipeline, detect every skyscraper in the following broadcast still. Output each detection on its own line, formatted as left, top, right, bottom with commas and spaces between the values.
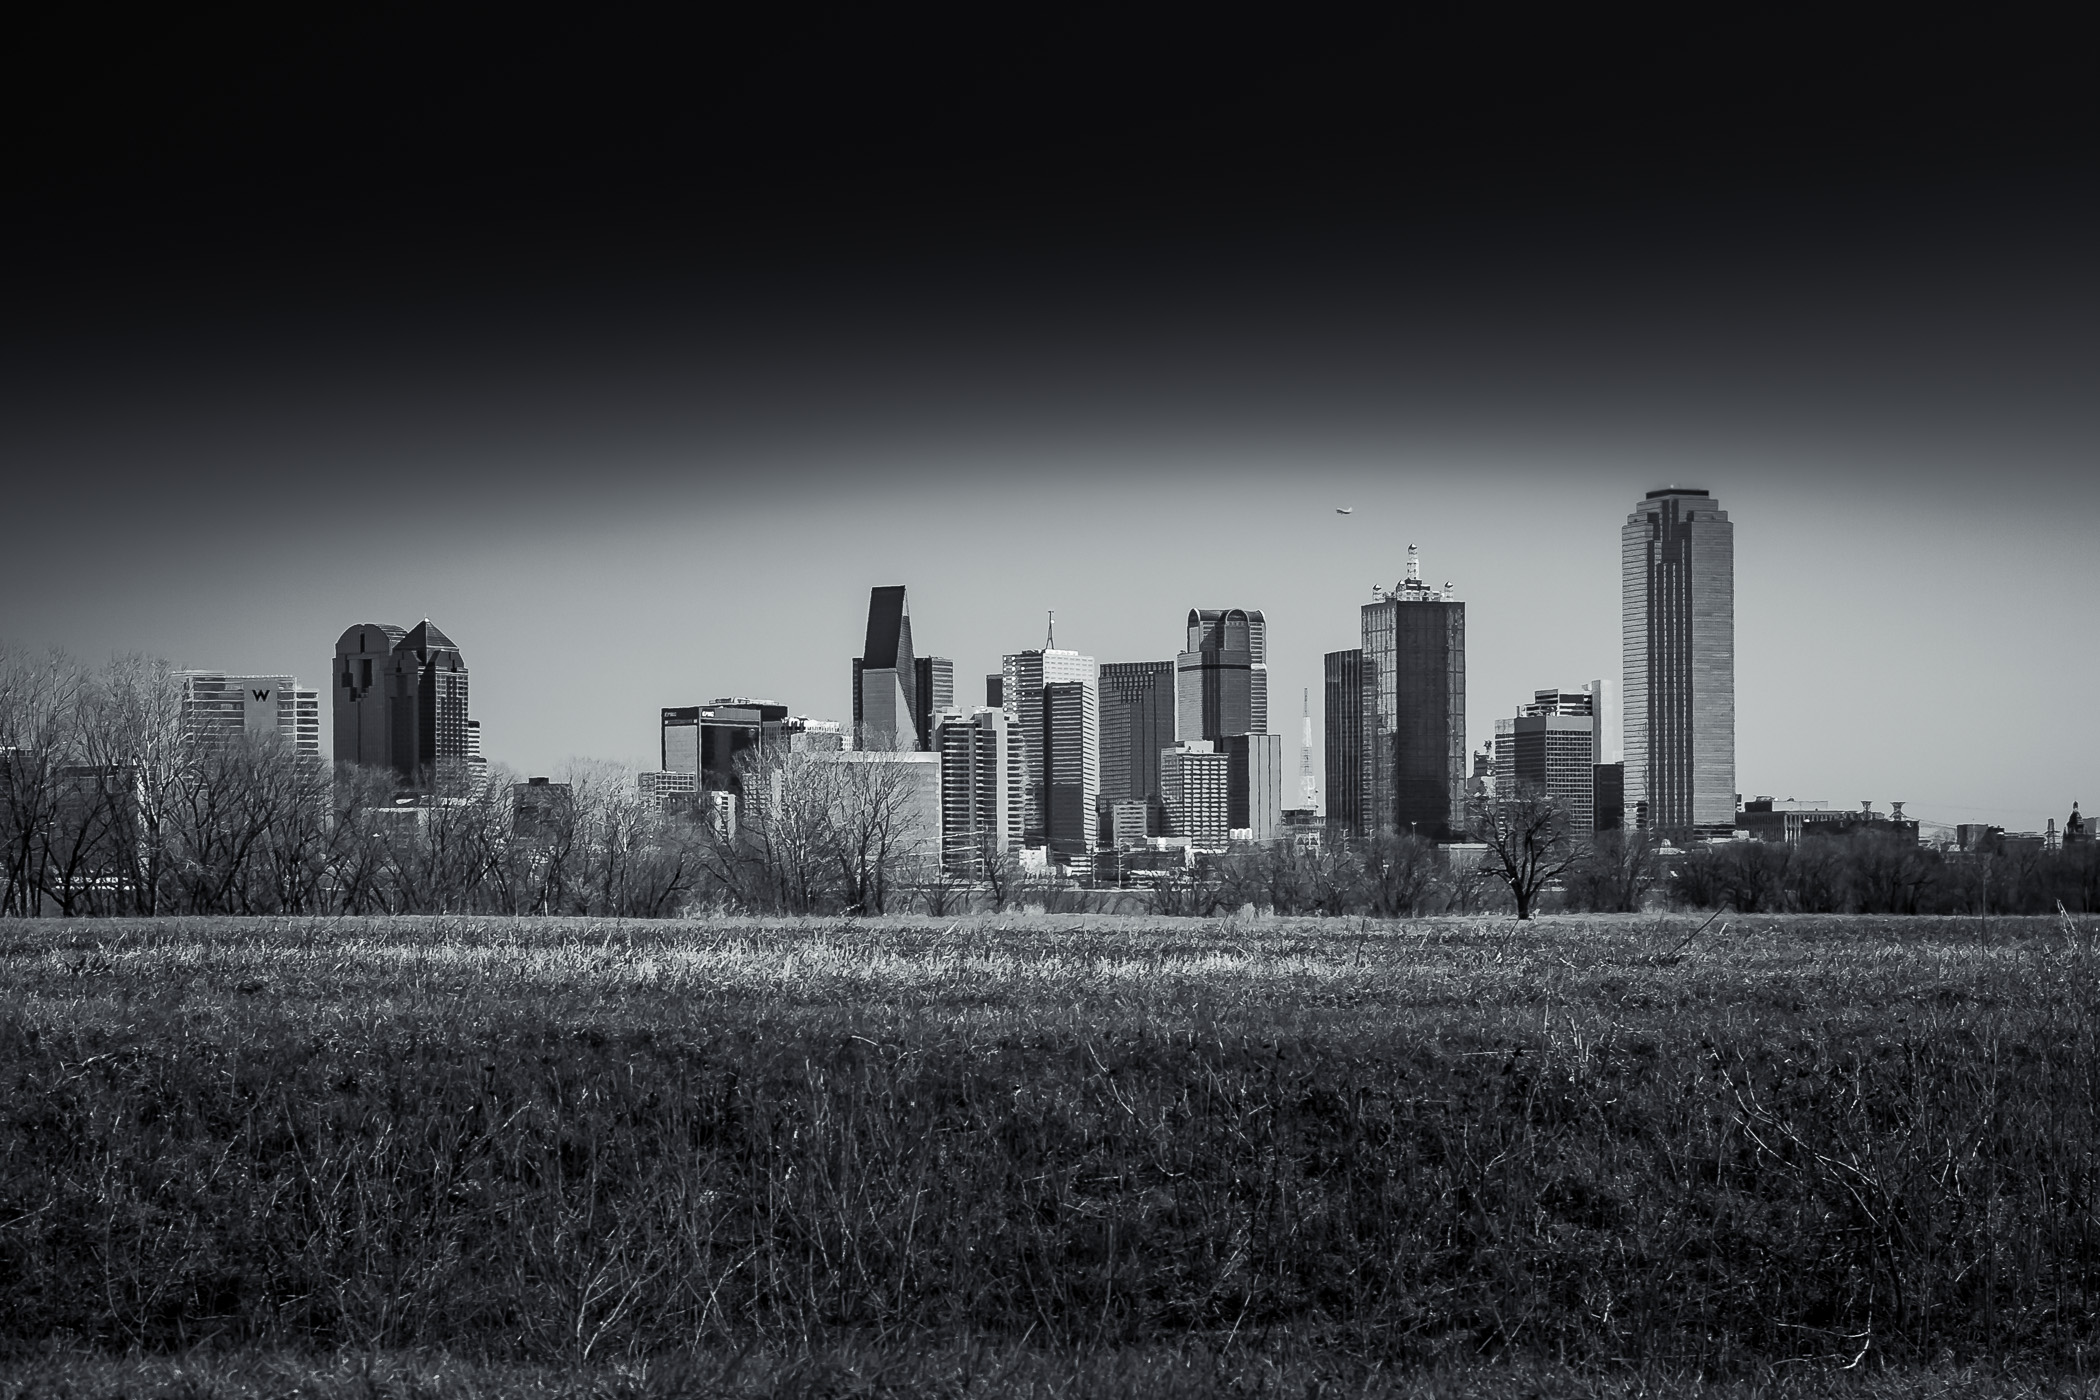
1159, 740, 1230, 849
660, 699, 841, 798
1098, 660, 1175, 804
935, 706, 1025, 873
1622, 487, 1735, 839
1176, 608, 1268, 740
1323, 647, 1364, 840
1494, 688, 1597, 832
1360, 546, 1465, 839
332, 620, 471, 787
852, 585, 922, 751
180, 673, 321, 755
913, 656, 954, 754
1001, 633, 1096, 848
333, 623, 407, 768
1042, 679, 1100, 858
1221, 732, 1284, 841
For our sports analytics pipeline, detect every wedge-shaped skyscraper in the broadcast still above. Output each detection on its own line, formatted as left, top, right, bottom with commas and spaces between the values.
851, 585, 950, 752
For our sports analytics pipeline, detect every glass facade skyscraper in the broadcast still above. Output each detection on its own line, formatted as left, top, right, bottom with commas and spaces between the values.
1622, 488, 1734, 839
1001, 645, 1096, 848
1322, 648, 1364, 839
1176, 608, 1268, 740
1359, 548, 1465, 840
1042, 679, 1100, 858
1098, 660, 1175, 804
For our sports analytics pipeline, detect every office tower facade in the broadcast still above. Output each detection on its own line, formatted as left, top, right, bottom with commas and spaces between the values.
332, 620, 471, 787
1622, 488, 1735, 839
935, 706, 1024, 874
985, 675, 1003, 708
638, 769, 701, 812
1221, 732, 1284, 842
821, 751, 945, 866
662, 700, 836, 796
180, 673, 321, 755
333, 623, 407, 768
1105, 799, 1151, 847
1098, 660, 1176, 804
1360, 547, 1465, 839
1323, 648, 1364, 839
512, 776, 573, 842
390, 622, 471, 785
1296, 688, 1317, 810
1593, 763, 1625, 831
913, 656, 954, 754
1176, 608, 1268, 740
1494, 688, 1597, 832
852, 585, 918, 751
1159, 740, 1230, 849
1041, 679, 1100, 859
1001, 644, 1097, 846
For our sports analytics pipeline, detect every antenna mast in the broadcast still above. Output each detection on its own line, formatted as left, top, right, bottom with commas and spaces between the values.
1045, 610, 1055, 650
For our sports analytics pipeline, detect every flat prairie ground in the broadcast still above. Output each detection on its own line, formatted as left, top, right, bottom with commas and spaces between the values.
2, 913, 2096, 1398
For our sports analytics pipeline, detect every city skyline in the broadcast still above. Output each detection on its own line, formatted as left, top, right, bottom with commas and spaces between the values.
29, 464, 2093, 845
9, 188, 2099, 837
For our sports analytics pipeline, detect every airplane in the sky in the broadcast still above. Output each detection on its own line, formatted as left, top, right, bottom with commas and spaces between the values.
1335, 506, 1354, 514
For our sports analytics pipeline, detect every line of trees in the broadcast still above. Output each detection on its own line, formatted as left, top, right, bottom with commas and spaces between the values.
0, 648, 963, 919
13, 646, 2098, 920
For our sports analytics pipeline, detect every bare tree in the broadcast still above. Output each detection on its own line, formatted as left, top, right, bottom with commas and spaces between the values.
0, 648, 85, 916
1561, 827, 1662, 913
975, 825, 1022, 912
1467, 785, 1585, 920
1360, 833, 1440, 917
828, 749, 938, 915
699, 747, 845, 914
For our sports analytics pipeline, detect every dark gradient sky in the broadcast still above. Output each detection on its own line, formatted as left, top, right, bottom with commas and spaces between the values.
5, 18, 2096, 833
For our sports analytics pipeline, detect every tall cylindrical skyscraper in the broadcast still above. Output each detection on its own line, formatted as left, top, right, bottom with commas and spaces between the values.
1622, 488, 1734, 839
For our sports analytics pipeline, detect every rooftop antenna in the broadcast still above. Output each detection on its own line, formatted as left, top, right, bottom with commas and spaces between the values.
1045, 610, 1055, 650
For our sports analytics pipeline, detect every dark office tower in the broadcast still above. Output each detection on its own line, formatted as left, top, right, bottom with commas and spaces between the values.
1593, 763, 1626, 832
985, 675, 1003, 709
1323, 648, 1364, 839
1623, 488, 1735, 839
662, 700, 790, 795
1001, 644, 1095, 846
389, 621, 471, 786
913, 656, 954, 754
1360, 546, 1465, 839
1040, 679, 1101, 859
334, 622, 408, 767
1221, 733, 1284, 841
1176, 608, 1268, 740
852, 585, 917, 751
1098, 661, 1176, 803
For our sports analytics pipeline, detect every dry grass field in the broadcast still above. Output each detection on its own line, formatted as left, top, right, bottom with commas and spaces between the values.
2, 912, 2097, 1397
